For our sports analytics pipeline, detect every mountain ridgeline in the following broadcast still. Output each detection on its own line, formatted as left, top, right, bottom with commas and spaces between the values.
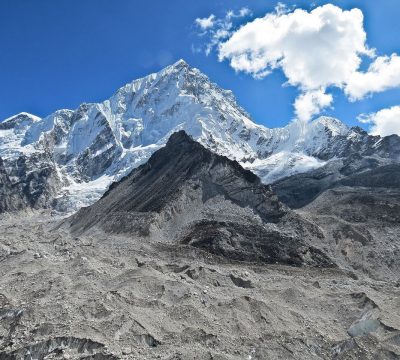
1, 60, 400, 214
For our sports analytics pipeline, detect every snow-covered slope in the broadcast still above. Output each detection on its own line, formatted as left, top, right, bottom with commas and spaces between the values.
0, 60, 397, 212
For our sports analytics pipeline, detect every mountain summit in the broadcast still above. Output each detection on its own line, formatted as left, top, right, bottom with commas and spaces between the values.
1, 60, 399, 213
70, 130, 333, 267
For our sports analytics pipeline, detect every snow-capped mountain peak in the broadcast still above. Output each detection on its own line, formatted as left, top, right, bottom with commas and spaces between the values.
1, 112, 41, 129
0, 60, 393, 212
313, 116, 349, 136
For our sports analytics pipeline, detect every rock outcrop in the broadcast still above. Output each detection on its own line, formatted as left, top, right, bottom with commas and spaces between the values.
70, 131, 333, 267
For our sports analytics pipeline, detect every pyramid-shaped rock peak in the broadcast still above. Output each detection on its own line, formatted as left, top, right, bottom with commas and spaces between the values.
70, 131, 334, 268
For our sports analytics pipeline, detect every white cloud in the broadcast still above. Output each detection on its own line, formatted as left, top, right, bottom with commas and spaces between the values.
194, 8, 251, 56
238, 7, 251, 17
294, 89, 333, 122
214, 4, 400, 122
218, 5, 371, 88
195, 14, 216, 30
346, 54, 400, 100
227, 7, 251, 19
358, 106, 400, 136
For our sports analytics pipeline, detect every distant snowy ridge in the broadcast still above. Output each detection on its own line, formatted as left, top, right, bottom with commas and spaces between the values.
0, 60, 395, 212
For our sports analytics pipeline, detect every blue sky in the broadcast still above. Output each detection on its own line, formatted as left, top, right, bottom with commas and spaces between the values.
1, 0, 399, 130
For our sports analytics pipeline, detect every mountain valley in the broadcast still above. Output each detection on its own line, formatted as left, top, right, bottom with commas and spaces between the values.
0, 61, 399, 359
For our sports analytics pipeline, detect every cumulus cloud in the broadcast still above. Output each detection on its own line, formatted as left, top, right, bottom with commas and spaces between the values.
358, 106, 400, 136
217, 4, 374, 121
219, 5, 371, 86
294, 89, 333, 122
195, 14, 216, 30
346, 54, 400, 100
210, 4, 400, 122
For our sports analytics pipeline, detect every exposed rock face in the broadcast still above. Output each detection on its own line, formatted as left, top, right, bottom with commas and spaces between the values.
70, 131, 332, 267
0, 112, 40, 131
0, 153, 63, 212
0, 112, 64, 212
307, 125, 400, 160
0, 157, 24, 213
273, 155, 400, 209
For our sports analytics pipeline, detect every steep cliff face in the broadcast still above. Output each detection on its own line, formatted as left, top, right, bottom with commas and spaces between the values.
70, 131, 333, 267
0, 157, 24, 212
0, 112, 65, 212
0, 153, 62, 213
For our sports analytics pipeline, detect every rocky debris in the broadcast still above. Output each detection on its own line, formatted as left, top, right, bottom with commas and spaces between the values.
180, 220, 333, 267
0, 308, 23, 351
69, 131, 333, 267
347, 316, 380, 338
331, 337, 400, 360
229, 274, 253, 289
0, 337, 118, 360
0, 212, 399, 359
299, 186, 400, 280
269, 135, 400, 280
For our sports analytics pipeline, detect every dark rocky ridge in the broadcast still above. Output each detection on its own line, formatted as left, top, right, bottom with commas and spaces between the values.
273, 154, 400, 209
70, 131, 333, 267
311, 126, 400, 161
